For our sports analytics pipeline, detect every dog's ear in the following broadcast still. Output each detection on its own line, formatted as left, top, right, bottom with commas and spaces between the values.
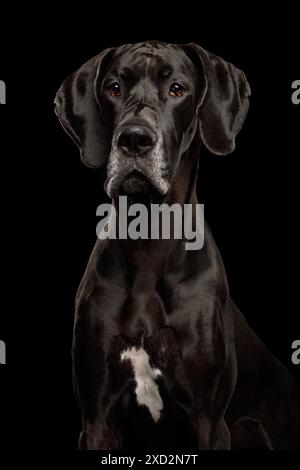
184, 43, 251, 155
54, 48, 115, 168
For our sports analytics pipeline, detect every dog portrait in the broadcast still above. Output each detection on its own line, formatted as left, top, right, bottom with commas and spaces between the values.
54, 41, 300, 450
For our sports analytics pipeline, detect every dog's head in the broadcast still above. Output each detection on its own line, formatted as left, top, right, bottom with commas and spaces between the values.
55, 41, 250, 200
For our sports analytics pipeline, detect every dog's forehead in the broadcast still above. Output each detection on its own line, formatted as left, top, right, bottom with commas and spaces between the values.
109, 41, 195, 78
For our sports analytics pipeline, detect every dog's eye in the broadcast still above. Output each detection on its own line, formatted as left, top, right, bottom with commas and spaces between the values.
109, 82, 121, 97
169, 83, 186, 97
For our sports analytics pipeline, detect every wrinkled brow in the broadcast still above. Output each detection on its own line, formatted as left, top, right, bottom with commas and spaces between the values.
160, 68, 173, 79
119, 67, 136, 79
117, 64, 174, 80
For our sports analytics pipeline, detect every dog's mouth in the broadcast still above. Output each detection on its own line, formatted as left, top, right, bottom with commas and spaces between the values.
119, 170, 164, 205
121, 170, 151, 195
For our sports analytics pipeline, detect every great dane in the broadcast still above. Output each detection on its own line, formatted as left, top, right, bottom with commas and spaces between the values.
54, 41, 300, 449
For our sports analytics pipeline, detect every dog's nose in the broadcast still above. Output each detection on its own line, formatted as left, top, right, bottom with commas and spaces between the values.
117, 126, 156, 154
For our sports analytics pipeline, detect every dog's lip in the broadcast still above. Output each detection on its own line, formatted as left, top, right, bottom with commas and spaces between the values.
104, 165, 170, 200
120, 170, 152, 195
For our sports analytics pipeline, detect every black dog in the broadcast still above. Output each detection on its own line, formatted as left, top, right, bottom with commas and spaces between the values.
55, 41, 300, 449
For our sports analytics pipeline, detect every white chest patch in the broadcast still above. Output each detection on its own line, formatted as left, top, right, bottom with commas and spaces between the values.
121, 347, 163, 422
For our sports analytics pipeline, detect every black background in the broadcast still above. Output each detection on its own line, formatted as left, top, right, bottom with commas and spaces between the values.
0, 5, 299, 460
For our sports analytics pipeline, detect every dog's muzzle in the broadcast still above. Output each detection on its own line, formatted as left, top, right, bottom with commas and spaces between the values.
117, 125, 157, 156
104, 122, 170, 200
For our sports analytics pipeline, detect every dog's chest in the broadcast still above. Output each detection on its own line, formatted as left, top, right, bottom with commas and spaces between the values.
114, 273, 193, 422
120, 279, 165, 338
118, 324, 181, 423
121, 346, 163, 422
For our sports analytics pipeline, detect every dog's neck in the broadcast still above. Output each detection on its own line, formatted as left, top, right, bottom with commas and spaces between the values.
113, 136, 203, 265
166, 138, 200, 207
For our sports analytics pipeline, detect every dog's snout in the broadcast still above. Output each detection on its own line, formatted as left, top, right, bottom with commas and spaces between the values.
117, 126, 156, 154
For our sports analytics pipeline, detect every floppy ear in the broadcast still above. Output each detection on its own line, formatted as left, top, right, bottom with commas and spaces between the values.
185, 43, 251, 155
54, 48, 115, 168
